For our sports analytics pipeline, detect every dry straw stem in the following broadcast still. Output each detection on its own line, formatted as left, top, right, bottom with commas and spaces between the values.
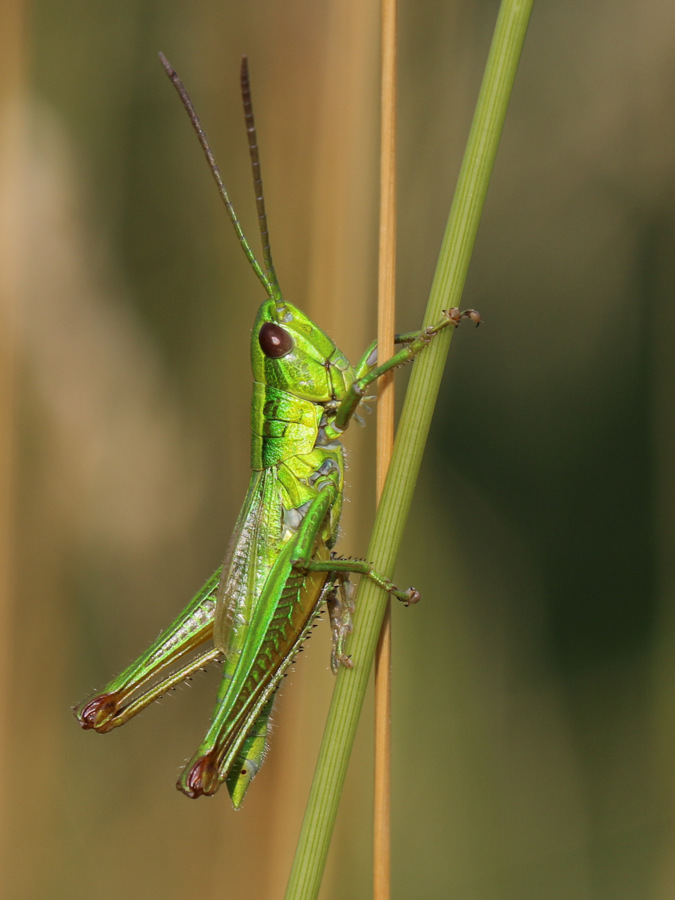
285, 0, 535, 896
373, 0, 398, 896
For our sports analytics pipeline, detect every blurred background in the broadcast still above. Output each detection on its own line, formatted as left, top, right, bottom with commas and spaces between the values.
2, 0, 674, 897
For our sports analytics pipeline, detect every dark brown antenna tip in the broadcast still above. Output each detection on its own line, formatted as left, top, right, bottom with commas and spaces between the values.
158, 51, 173, 77
157, 51, 274, 299
239, 56, 282, 305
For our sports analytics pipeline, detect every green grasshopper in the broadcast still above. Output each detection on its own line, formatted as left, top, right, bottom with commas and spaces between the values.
75, 53, 479, 808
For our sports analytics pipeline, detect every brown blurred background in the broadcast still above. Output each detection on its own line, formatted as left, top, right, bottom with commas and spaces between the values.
2, 0, 674, 897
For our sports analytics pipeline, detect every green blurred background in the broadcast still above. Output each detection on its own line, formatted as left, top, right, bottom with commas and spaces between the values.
2, 0, 674, 897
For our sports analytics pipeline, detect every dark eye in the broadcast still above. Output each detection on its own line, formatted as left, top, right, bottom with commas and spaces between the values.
259, 322, 293, 358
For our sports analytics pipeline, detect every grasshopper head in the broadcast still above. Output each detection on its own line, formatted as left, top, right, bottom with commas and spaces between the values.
251, 299, 354, 403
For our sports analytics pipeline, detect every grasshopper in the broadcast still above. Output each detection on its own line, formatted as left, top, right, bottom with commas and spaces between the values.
75, 53, 479, 807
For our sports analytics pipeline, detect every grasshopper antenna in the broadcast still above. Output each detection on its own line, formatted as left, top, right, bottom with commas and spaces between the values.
158, 52, 275, 301
240, 56, 285, 312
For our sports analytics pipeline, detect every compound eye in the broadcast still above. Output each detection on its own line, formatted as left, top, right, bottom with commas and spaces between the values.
259, 322, 293, 358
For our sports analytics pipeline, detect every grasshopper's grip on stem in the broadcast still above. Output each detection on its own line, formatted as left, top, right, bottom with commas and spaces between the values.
74, 56, 480, 807
332, 307, 480, 434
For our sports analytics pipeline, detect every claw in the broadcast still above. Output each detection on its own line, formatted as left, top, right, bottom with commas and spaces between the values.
446, 307, 481, 327
334, 653, 353, 670
403, 587, 421, 606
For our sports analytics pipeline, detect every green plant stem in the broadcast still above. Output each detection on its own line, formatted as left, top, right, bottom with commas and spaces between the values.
284, 0, 534, 896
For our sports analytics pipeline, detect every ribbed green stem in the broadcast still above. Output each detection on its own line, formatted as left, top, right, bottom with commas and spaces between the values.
285, 1, 534, 896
